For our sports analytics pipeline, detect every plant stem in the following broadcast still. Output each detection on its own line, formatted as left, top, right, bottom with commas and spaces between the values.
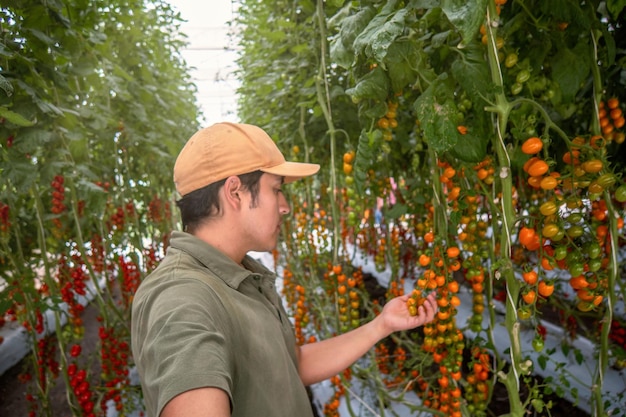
484, 4, 525, 416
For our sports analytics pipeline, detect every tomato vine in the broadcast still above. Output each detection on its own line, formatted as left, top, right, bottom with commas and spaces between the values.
237, 0, 626, 416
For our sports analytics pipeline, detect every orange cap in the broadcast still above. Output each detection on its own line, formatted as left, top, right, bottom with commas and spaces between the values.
174, 122, 320, 196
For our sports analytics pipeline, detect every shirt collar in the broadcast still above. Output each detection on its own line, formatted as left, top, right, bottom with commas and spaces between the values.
169, 231, 274, 289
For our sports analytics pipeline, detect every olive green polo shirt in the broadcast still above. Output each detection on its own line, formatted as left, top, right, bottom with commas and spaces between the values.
131, 231, 314, 417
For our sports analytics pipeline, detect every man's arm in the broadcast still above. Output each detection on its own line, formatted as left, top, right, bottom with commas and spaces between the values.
160, 387, 230, 417
296, 292, 437, 386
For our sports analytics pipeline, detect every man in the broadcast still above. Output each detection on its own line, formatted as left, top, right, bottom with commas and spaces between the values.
131, 122, 438, 417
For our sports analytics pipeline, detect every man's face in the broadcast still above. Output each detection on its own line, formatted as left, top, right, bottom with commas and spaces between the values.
239, 173, 290, 252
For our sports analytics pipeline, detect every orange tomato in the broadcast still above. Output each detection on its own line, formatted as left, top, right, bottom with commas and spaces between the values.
538, 280, 555, 297
582, 159, 603, 174
446, 246, 460, 258
522, 290, 537, 304
521, 137, 543, 154
522, 269, 538, 285
527, 159, 549, 177
569, 275, 589, 290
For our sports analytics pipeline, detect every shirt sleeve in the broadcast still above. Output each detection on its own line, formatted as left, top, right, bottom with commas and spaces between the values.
135, 278, 234, 417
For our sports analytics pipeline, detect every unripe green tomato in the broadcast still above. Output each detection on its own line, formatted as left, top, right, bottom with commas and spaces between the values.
554, 245, 568, 260
551, 228, 565, 242
516, 69, 531, 83
597, 173, 616, 189
615, 184, 626, 202
505, 52, 518, 68
511, 82, 523, 95
586, 242, 602, 259
588, 258, 602, 272
568, 261, 584, 277
532, 337, 544, 352
567, 224, 584, 238
567, 212, 583, 224
518, 307, 532, 320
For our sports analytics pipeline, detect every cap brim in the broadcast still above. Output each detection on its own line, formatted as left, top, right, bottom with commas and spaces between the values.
261, 161, 320, 183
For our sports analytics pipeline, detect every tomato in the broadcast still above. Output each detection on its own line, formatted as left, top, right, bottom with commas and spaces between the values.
521, 137, 543, 155
615, 184, 626, 202
554, 245, 568, 260
511, 82, 523, 95
567, 212, 583, 224
522, 269, 538, 285
505, 52, 518, 68
585, 241, 602, 259
539, 201, 558, 216
540, 176, 558, 190
518, 307, 532, 320
587, 258, 602, 272
541, 223, 560, 239
519, 226, 540, 250
568, 261, 585, 277
596, 173, 616, 189
532, 337, 545, 352
566, 224, 584, 238
569, 275, 589, 290
527, 159, 549, 177
582, 159, 603, 174
588, 180, 604, 194
516, 69, 531, 84
538, 280, 554, 297
343, 151, 355, 164
522, 290, 537, 304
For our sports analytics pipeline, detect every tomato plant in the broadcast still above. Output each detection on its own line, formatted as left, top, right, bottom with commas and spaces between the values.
236, 0, 626, 416
0, 1, 200, 415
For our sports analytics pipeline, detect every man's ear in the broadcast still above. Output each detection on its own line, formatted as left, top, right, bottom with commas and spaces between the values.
223, 176, 242, 209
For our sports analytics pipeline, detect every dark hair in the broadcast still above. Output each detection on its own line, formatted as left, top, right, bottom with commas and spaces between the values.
176, 170, 264, 233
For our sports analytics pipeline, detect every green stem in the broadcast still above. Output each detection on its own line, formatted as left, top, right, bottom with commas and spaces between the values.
484, 4, 525, 416
315, 0, 340, 264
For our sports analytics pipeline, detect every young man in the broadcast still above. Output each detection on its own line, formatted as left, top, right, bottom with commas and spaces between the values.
131, 122, 438, 417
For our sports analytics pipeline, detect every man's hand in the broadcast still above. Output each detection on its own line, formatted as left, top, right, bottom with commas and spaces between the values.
377, 291, 438, 335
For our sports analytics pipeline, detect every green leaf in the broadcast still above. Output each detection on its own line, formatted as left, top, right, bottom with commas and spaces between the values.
0, 74, 13, 97
345, 66, 390, 102
451, 42, 492, 103
384, 40, 433, 93
0, 106, 35, 126
537, 354, 547, 370
354, 1, 409, 62
330, 6, 376, 69
448, 131, 488, 163
441, 0, 489, 46
413, 75, 459, 154
607, 0, 626, 19
551, 41, 591, 103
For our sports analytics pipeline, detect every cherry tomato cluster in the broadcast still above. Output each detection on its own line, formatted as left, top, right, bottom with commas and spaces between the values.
51, 175, 66, 231
98, 324, 131, 414
599, 98, 625, 144
377, 100, 399, 142
329, 264, 362, 332
464, 347, 492, 415
322, 369, 351, 417
118, 257, 141, 308
67, 363, 95, 416
147, 194, 171, 224
89, 234, 105, 274
57, 254, 88, 332
609, 320, 626, 368
0, 201, 9, 232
